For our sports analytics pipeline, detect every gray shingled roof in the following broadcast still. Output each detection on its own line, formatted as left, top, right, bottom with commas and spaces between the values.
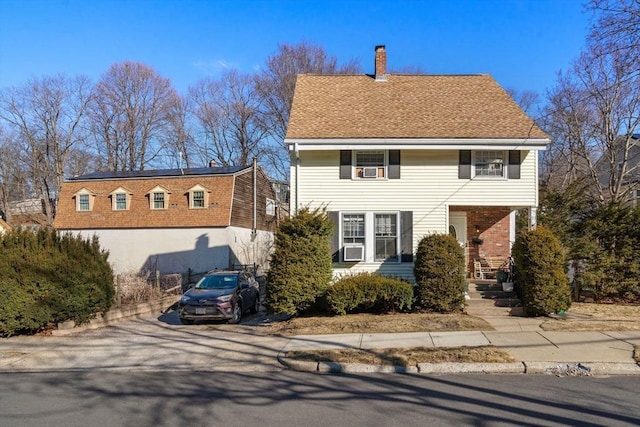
68, 166, 249, 181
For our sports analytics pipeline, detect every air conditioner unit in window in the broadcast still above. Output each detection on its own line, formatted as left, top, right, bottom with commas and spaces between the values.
343, 245, 364, 262
362, 167, 378, 178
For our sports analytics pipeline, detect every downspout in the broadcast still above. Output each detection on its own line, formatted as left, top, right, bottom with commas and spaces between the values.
294, 142, 299, 215
252, 157, 257, 237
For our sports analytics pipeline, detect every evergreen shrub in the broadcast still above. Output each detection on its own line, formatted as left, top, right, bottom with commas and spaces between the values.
265, 207, 333, 315
0, 228, 114, 337
512, 225, 571, 316
413, 233, 466, 312
326, 273, 413, 315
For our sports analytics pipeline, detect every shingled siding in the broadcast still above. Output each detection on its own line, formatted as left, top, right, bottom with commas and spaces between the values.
230, 168, 278, 232
55, 175, 235, 229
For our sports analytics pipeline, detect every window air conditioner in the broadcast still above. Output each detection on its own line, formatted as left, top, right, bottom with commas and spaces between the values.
362, 167, 378, 178
343, 245, 364, 262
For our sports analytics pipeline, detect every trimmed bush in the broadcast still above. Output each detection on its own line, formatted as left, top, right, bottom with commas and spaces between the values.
327, 273, 413, 315
512, 225, 571, 316
413, 233, 466, 312
265, 207, 333, 315
0, 228, 114, 336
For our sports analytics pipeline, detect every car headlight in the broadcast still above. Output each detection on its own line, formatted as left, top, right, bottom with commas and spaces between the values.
180, 295, 192, 304
217, 294, 232, 302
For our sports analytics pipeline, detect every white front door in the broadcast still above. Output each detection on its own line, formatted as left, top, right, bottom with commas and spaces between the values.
449, 212, 468, 275
449, 212, 467, 248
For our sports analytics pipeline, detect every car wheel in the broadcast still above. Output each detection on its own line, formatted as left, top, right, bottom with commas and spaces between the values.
180, 317, 194, 325
250, 295, 260, 314
229, 302, 242, 324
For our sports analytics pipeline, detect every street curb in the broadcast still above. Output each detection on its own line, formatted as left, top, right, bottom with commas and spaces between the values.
524, 361, 640, 376
417, 362, 525, 374
52, 296, 180, 336
277, 355, 640, 375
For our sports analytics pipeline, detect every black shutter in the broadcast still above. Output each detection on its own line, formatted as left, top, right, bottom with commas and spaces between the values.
508, 150, 521, 179
459, 150, 471, 179
388, 150, 400, 179
339, 151, 351, 179
328, 211, 340, 262
400, 211, 413, 262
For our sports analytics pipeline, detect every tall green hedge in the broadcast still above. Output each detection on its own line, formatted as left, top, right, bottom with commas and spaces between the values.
265, 207, 333, 315
0, 228, 114, 337
512, 225, 571, 316
413, 233, 466, 312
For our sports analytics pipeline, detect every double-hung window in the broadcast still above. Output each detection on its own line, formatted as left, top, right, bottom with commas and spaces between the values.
115, 193, 127, 210
78, 194, 90, 211
474, 151, 505, 178
192, 191, 205, 208
355, 151, 385, 179
375, 213, 397, 261
343, 214, 365, 245
153, 192, 165, 209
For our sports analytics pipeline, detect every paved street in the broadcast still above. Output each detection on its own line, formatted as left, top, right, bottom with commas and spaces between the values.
2, 370, 639, 427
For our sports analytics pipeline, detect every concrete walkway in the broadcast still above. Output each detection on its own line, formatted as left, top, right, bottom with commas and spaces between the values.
0, 283, 639, 375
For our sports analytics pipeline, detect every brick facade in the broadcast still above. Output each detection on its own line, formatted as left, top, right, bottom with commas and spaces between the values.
451, 206, 512, 274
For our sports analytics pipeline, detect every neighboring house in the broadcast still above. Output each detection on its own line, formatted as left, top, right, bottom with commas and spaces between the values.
5, 198, 48, 230
54, 164, 278, 277
595, 133, 640, 206
285, 45, 550, 280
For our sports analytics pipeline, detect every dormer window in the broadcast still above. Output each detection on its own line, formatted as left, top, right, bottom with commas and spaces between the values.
148, 186, 170, 210
74, 188, 95, 212
110, 187, 132, 211
187, 184, 210, 209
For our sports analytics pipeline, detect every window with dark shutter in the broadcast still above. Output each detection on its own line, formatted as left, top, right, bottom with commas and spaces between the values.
508, 150, 521, 179
339, 151, 352, 179
388, 150, 400, 179
459, 151, 471, 179
400, 211, 413, 262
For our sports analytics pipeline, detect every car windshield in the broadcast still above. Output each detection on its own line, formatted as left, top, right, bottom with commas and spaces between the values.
195, 274, 238, 290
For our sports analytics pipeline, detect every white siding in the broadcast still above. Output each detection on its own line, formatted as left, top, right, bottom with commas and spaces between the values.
292, 149, 538, 262
71, 227, 273, 276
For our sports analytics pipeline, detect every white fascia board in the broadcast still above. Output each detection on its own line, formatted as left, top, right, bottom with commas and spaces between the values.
286, 138, 550, 151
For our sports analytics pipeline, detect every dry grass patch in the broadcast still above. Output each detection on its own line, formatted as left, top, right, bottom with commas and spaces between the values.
541, 303, 640, 331
260, 312, 493, 336
285, 346, 515, 366
635, 346, 640, 363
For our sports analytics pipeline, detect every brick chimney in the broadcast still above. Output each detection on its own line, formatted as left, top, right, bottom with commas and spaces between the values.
374, 45, 387, 81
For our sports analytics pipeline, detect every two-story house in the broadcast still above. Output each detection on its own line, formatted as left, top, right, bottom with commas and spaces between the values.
285, 45, 550, 280
54, 163, 277, 277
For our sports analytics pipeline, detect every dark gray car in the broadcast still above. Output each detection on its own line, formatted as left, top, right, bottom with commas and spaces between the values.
178, 271, 260, 324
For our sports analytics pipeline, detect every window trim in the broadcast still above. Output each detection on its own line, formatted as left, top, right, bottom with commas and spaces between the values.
472, 150, 507, 180
187, 184, 210, 209
74, 188, 95, 212
110, 187, 132, 211
340, 212, 401, 263
354, 150, 387, 179
266, 198, 276, 216
147, 186, 170, 210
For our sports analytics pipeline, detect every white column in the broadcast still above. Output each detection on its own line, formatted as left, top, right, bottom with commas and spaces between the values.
529, 207, 537, 229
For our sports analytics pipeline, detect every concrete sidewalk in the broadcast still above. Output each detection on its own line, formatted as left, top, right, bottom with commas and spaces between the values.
1, 313, 639, 375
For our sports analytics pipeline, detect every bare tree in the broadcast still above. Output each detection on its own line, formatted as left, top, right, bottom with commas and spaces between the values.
588, 0, 640, 73
89, 62, 181, 171
254, 42, 361, 179
0, 75, 92, 224
190, 70, 272, 168
505, 88, 540, 114
541, 42, 640, 203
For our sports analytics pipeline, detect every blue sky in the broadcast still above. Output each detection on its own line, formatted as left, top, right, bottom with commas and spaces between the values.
0, 0, 591, 97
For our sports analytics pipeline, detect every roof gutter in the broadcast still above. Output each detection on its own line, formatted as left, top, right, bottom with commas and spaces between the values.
286, 138, 551, 151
